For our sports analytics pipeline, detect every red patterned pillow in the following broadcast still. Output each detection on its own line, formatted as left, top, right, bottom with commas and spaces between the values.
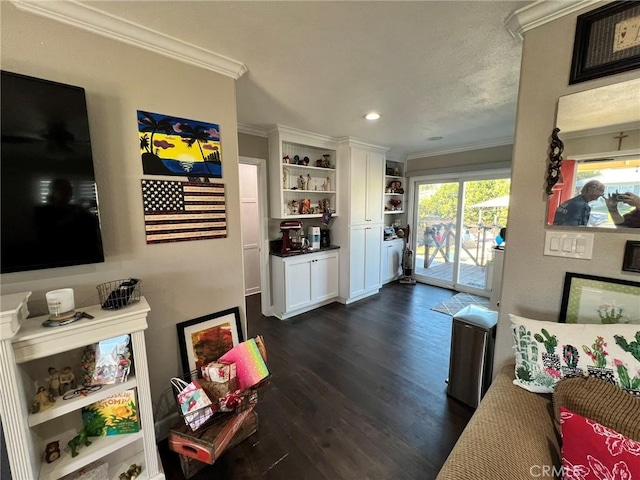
561, 406, 640, 478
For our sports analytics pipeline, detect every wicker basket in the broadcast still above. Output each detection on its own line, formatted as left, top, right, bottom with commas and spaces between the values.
96, 279, 141, 310
172, 370, 269, 432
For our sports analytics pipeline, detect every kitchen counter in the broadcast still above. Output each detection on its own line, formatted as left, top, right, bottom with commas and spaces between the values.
270, 245, 340, 258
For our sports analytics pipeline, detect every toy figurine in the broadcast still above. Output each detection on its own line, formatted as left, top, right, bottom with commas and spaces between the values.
282, 155, 290, 164
35, 386, 55, 411
59, 367, 76, 394
48, 367, 61, 397
307, 174, 312, 190
45, 441, 61, 463
68, 429, 91, 457
119, 463, 142, 480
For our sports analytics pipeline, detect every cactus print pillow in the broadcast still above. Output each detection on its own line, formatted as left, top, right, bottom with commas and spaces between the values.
510, 315, 640, 394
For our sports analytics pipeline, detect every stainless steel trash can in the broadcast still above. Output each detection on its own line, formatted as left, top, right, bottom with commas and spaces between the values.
446, 305, 498, 408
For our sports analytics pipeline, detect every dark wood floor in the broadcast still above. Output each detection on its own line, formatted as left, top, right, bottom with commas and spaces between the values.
159, 282, 474, 480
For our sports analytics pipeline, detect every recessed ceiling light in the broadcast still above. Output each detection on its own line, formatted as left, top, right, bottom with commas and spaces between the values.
364, 112, 381, 121
428, 136, 443, 141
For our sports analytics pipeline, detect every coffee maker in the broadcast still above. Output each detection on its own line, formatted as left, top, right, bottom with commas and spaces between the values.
280, 220, 308, 253
320, 228, 331, 248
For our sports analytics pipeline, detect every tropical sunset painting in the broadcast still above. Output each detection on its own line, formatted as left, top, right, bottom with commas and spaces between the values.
138, 110, 222, 178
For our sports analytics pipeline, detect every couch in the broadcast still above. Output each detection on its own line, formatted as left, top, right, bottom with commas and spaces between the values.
437, 314, 640, 479
437, 363, 640, 480
436, 365, 561, 480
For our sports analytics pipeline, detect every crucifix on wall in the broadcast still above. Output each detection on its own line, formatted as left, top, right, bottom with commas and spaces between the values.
613, 131, 628, 151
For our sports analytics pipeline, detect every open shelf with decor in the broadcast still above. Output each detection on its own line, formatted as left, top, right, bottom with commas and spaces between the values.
384, 160, 405, 217
268, 125, 339, 219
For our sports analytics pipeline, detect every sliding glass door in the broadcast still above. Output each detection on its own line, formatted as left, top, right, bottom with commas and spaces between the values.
411, 173, 510, 295
415, 182, 459, 286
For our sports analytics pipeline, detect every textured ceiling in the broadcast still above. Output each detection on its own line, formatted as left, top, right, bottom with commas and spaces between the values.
91, 1, 528, 158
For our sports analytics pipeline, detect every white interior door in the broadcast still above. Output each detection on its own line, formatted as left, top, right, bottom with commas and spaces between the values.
239, 163, 261, 296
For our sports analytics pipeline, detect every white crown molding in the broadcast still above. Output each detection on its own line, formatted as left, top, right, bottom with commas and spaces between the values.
11, 0, 247, 79
505, 0, 603, 40
407, 136, 513, 160
337, 137, 389, 153
268, 125, 339, 150
237, 123, 268, 138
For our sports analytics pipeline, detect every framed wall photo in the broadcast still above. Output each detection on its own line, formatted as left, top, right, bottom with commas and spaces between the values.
559, 273, 640, 324
570, 1, 640, 84
623, 240, 640, 273
177, 307, 243, 374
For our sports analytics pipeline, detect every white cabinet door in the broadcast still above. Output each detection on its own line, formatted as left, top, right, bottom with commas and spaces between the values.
350, 148, 384, 225
349, 225, 382, 297
284, 256, 313, 311
312, 252, 339, 302
349, 226, 368, 297
381, 242, 390, 284
349, 148, 369, 225
366, 151, 385, 224
390, 240, 403, 280
364, 225, 382, 291
381, 239, 403, 283
272, 250, 340, 319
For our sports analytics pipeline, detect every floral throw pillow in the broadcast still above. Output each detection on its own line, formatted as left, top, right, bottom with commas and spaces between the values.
510, 315, 640, 394
561, 406, 640, 479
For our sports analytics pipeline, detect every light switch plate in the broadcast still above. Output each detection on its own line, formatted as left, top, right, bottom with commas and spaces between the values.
544, 231, 594, 259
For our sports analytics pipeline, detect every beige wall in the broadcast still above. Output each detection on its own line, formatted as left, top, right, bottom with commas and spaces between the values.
0, 4, 246, 420
563, 128, 640, 157
494, 7, 640, 372
238, 132, 268, 160
406, 144, 513, 174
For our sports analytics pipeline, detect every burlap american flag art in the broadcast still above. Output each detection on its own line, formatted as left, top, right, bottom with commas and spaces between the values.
141, 180, 226, 244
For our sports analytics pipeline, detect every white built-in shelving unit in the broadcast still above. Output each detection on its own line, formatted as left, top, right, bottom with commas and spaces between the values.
0, 293, 164, 480
268, 125, 339, 219
384, 160, 406, 217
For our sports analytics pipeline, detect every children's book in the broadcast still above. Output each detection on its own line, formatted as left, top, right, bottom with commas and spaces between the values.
82, 389, 139, 436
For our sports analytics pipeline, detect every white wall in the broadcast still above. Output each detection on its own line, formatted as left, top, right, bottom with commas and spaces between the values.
494, 6, 640, 372
0, 3, 246, 421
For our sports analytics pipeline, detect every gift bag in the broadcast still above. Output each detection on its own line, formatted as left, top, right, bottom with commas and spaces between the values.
171, 377, 215, 431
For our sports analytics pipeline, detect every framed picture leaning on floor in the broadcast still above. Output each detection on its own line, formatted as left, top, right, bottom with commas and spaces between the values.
177, 307, 243, 374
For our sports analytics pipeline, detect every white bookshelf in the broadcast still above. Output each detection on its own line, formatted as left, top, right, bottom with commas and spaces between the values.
0, 294, 164, 480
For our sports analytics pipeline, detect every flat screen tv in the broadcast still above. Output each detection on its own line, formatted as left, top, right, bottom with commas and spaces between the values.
1, 71, 104, 273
